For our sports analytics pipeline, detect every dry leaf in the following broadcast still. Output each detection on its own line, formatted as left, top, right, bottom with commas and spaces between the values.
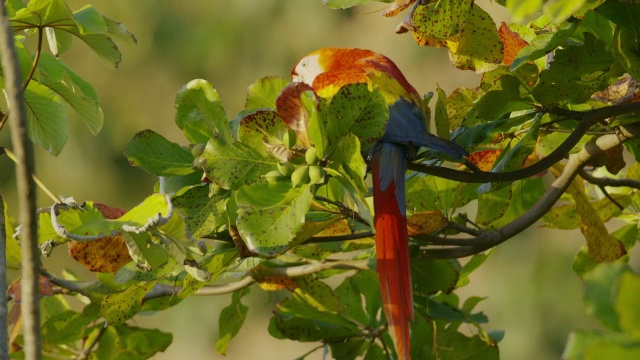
407, 211, 448, 236
498, 22, 529, 65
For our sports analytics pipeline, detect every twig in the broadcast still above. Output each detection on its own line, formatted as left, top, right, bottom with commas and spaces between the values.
0, 2, 42, 358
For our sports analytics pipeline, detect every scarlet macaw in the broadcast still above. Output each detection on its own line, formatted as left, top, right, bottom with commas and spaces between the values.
292, 48, 467, 360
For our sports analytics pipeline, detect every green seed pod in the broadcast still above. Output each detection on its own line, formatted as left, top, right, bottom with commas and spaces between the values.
291, 165, 310, 188
277, 162, 295, 176
308, 165, 325, 185
190, 143, 207, 158
264, 170, 287, 183
305, 147, 319, 165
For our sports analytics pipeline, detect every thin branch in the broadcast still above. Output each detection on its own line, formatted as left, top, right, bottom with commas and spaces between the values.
579, 168, 640, 190
2, 148, 61, 203
78, 322, 108, 360
0, 194, 9, 359
0, 2, 41, 358
421, 122, 640, 259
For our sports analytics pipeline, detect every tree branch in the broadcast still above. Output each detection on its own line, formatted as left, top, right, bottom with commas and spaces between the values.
420, 122, 640, 259
144, 259, 370, 300
0, 2, 42, 358
0, 194, 9, 359
579, 168, 640, 190
408, 102, 640, 183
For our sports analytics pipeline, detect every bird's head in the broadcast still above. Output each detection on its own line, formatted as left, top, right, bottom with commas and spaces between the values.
291, 52, 323, 85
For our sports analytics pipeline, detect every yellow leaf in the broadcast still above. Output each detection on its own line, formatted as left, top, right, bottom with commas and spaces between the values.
551, 164, 626, 262
407, 210, 448, 236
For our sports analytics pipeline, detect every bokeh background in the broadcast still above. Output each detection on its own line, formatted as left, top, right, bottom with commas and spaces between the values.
1, 1, 637, 359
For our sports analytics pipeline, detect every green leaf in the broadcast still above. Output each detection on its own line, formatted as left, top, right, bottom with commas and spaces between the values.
175, 249, 239, 301
411, 258, 460, 295
25, 81, 68, 155
125, 129, 194, 176
533, 33, 620, 104
201, 136, 274, 189
10, 0, 75, 29
103, 15, 136, 46
42, 304, 99, 345
96, 323, 172, 360
512, 21, 580, 69
322, 83, 388, 154
216, 288, 250, 355
456, 249, 493, 288
67, 28, 123, 68
100, 281, 156, 325
73, 4, 107, 34
245, 76, 289, 110
330, 338, 367, 360
616, 271, 640, 336
39, 53, 103, 135
238, 110, 288, 157
172, 184, 225, 238
583, 260, 629, 331
236, 182, 313, 256
463, 76, 532, 126
434, 86, 450, 140
475, 183, 511, 227
329, 134, 368, 192
175, 79, 231, 144
612, 25, 640, 80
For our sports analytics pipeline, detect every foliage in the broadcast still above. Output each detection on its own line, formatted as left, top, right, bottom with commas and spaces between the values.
1, 0, 640, 359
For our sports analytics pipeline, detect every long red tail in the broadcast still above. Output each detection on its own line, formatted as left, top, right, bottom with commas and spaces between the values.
372, 143, 413, 360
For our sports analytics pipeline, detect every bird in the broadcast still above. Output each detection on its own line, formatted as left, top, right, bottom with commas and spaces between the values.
291, 47, 468, 360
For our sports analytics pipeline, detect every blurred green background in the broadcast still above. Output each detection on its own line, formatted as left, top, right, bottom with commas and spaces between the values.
1, 1, 637, 359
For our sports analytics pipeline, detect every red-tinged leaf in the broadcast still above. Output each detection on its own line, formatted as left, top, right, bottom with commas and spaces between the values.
383, 0, 416, 17
464, 149, 503, 172
9, 275, 54, 304
498, 22, 529, 65
276, 82, 317, 147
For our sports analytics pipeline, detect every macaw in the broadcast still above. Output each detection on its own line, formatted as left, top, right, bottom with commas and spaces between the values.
291, 48, 467, 360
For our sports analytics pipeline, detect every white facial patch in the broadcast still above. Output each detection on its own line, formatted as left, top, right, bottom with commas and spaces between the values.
292, 54, 322, 85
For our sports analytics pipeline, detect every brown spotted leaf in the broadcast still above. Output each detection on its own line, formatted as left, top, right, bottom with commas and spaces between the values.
407, 211, 448, 236
68, 203, 132, 273
464, 149, 503, 172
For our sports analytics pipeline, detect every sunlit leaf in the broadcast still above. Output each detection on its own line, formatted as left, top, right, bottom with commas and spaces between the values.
236, 182, 313, 256
245, 76, 289, 110
201, 136, 274, 189
175, 79, 231, 144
